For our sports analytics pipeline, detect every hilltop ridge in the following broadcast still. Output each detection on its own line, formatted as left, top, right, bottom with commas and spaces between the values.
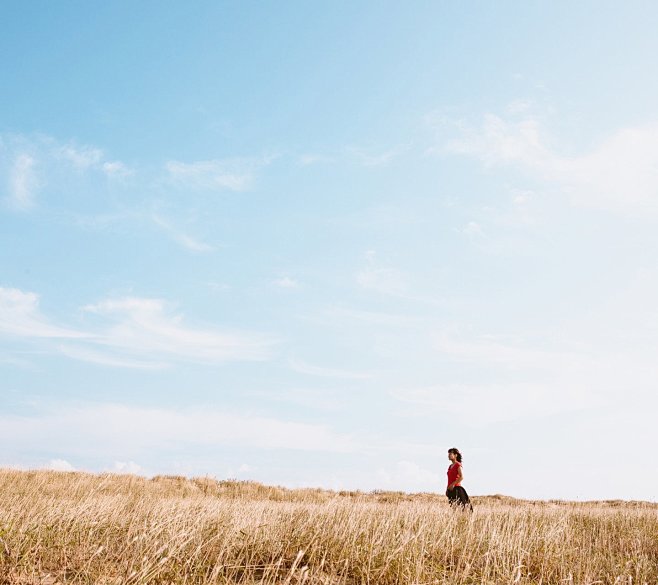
2, 468, 654, 507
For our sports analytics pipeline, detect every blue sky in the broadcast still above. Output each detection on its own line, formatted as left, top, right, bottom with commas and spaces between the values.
2, 1, 658, 501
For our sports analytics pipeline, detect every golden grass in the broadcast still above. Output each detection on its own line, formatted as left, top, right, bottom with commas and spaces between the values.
0, 470, 656, 584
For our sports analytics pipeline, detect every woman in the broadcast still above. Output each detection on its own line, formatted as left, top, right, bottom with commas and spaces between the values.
446, 447, 473, 511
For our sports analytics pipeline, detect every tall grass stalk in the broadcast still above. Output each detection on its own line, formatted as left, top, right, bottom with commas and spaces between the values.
1, 470, 656, 584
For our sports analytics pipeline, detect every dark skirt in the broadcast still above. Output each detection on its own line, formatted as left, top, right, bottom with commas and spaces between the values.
446, 486, 473, 511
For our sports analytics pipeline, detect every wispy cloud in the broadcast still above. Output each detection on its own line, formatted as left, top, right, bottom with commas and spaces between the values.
297, 153, 334, 166
0, 287, 88, 339
226, 463, 254, 478
110, 460, 143, 474
248, 387, 349, 412
0, 354, 32, 368
297, 146, 406, 168
288, 356, 374, 380
440, 109, 658, 214
8, 154, 38, 210
458, 221, 485, 238
346, 145, 409, 167
165, 156, 273, 192
376, 460, 440, 491
494, 189, 537, 228
322, 306, 418, 327
56, 144, 103, 170
82, 296, 275, 364
386, 327, 604, 425
57, 344, 167, 370
151, 214, 214, 252
356, 250, 408, 296
440, 111, 549, 168
353, 251, 447, 308
101, 161, 132, 177
54, 143, 133, 177
392, 309, 658, 426
70, 210, 139, 230
272, 276, 299, 289
0, 287, 275, 367
0, 402, 361, 456
431, 331, 576, 370
391, 382, 596, 426
1, 134, 132, 211
71, 210, 214, 253
45, 458, 76, 472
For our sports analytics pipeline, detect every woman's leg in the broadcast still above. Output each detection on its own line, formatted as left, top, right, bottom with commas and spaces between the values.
455, 486, 473, 511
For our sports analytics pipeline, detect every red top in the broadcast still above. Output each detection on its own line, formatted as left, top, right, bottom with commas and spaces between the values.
447, 462, 462, 488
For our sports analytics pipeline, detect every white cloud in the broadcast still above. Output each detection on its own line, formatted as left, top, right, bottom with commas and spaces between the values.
346, 145, 408, 167
391, 382, 597, 426
376, 460, 440, 492
322, 306, 417, 327
288, 357, 373, 380
357, 265, 408, 295
1, 134, 131, 212
0, 354, 32, 368
570, 268, 658, 361
165, 156, 271, 192
249, 386, 349, 412
111, 461, 143, 474
353, 251, 446, 307
1, 287, 275, 367
506, 99, 533, 115
207, 282, 230, 293
57, 344, 167, 370
297, 146, 406, 167
431, 331, 579, 371
0, 287, 88, 339
101, 161, 133, 178
387, 330, 603, 425
8, 154, 38, 209
0, 403, 361, 456
459, 221, 485, 238
445, 112, 549, 169
554, 124, 658, 211
151, 214, 213, 252
298, 154, 333, 166
512, 189, 532, 205
442, 110, 658, 214
227, 463, 255, 477
45, 458, 76, 472
56, 144, 103, 170
273, 276, 299, 289
55, 143, 133, 178
70, 211, 138, 230
82, 296, 275, 364
496, 189, 537, 227
356, 251, 408, 296
393, 294, 658, 426
73, 211, 212, 252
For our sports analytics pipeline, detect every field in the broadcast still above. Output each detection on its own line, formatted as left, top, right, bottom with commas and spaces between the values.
0, 470, 656, 584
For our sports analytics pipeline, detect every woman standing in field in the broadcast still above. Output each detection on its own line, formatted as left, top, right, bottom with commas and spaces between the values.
446, 447, 473, 511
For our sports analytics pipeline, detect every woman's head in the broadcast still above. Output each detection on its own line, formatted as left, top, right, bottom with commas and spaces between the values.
448, 447, 462, 463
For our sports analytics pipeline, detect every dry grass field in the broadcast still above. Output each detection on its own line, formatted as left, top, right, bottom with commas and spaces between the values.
0, 470, 656, 584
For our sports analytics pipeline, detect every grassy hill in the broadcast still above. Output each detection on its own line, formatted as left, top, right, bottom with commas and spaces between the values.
1, 469, 656, 584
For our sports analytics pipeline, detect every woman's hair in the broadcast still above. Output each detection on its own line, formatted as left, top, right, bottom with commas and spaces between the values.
448, 447, 462, 463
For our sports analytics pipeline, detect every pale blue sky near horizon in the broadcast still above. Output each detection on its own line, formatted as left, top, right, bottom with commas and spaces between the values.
2, 1, 658, 501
